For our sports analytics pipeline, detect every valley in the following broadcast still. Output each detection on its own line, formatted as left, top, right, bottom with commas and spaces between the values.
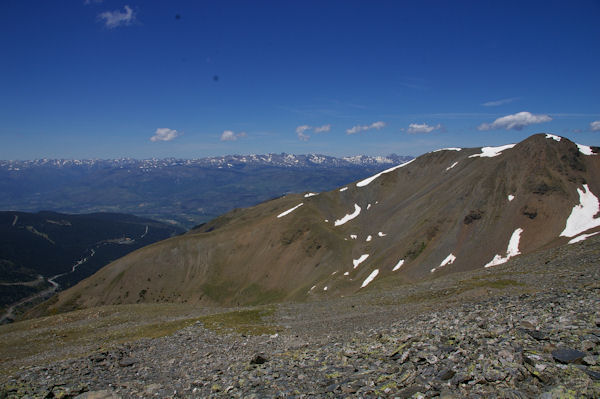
0, 212, 183, 323
0, 154, 411, 229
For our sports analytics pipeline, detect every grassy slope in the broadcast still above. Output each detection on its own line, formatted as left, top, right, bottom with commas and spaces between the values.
31, 135, 600, 315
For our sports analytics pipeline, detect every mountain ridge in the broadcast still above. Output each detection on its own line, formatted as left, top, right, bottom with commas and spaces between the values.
34, 134, 600, 315
0, 154, 413, 228
0, 153, 412, 169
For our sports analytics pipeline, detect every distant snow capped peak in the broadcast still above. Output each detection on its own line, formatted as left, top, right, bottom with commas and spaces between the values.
0, 153, 414, 170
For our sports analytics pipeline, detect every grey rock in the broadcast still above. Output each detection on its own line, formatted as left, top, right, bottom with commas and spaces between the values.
551, 348, 586, 364
250, 354, 268, 365
437, 368, 455, 380
117, 358, 136, 367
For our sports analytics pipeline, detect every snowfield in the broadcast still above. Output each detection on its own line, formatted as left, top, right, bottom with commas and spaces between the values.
360, 269, 379, 288
356, 159, 415, 187
431, 253, 456, 273
446, 162, 458, 171
353, 254, 369, 269
334, 204, 362, 226
484, 228, 524, 268
469, 144, 516, 158
577, 143, 596, 156
568, 232, 600, 244
277, 203, 303, 218
560, 184, 600, 237
392, 259, 405, 271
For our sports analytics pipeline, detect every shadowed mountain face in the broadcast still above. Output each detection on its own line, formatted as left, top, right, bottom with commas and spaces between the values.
0, 212, 183, 316
43, 134, 600, 313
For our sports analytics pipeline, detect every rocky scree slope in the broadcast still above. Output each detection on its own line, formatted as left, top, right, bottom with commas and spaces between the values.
38, 134, 600, 313
2, 233, 599, 398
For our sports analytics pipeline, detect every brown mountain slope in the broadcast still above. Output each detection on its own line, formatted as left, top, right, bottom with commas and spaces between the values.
41, 134, 600, 313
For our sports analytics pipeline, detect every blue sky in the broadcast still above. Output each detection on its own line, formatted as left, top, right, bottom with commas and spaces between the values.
1, 0, 599, 159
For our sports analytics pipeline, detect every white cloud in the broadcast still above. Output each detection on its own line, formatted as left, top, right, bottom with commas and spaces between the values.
478, 111, 552, 131
482, 97, 518, 107
314, 124, 331, 133
591, 121, 600, 131
296, 124, 333, 140
98, 5, 135, 28
346, 121, 386, 135
296, 125, 311, 141
407, 123, 442, 134
150, 128, 179, 142
220, 130, 246, 141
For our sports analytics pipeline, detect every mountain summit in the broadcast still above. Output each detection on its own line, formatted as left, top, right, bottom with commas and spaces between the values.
43, 134, 600, 313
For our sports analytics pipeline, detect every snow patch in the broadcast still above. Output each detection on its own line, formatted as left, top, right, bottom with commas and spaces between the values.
392, 259, 404, 271
323, 286, 328, 291
356, 159, 416, 187
469, 144, 516, 158
343, 271, 350, 276
440, 253, 456, 267
508, 194, 515, 202
360, 269, 379, 288
353, 254, 369, 269
350, 234, 357, 239
310, 285, 316, 291
545, 134, 562, 142
334, 204, 362, 226
433, 147, 462, 152
568, 232, 600, 244
431, 253, 457, 273
446, 162, 458, 171
339, 187, 348, 192
484, 228, 524, 267
367, 203, 371, 210
366, 235, 372, 242
277, 203, 304, 218
378, 232, 386, 237
560, 184, 600, 237
304, 192, 319, 198
577, 143, 595, 156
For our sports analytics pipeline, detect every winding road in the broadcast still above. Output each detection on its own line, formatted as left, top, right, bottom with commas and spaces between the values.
0, 225, 149, 324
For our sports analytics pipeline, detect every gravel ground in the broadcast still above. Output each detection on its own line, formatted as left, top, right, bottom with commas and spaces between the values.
1, 237, 599, 398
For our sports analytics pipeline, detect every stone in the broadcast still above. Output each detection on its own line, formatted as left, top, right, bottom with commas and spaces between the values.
582, 355, 596, 366
250, 354, 268, 365
117, 358, 136, 367
437, 368, 455, 380
585, 369, 600, 380
551, 348, 586, 364
524, 329, 547, 340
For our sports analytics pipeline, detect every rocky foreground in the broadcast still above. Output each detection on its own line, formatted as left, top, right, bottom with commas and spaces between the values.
1, 238, 599, 398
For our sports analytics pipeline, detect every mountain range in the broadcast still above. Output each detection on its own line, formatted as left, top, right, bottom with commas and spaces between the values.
0, 154, 412, 229
36, 133, 600, 315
